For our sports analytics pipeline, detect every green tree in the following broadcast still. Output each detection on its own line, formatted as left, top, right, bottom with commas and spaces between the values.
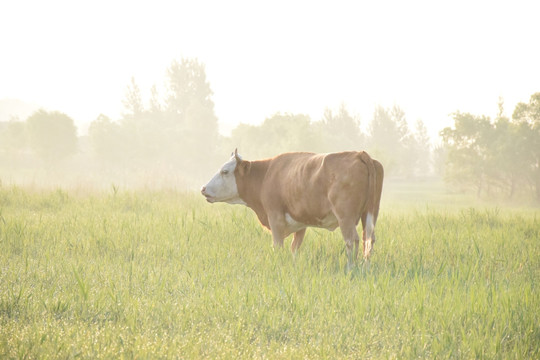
0, 119, 28, 170
0, 118, 27, 154
122, 76, 144, 120
26, 110, 77, 164
411, 119, 431, 176
149, 84, 162, 114
230, 113, 318, 159
316, 104, 363, 152
432, 144, 447, 178
368, 105, 413, 177
485, 100, 525, 198
441, 96, 540, 200
229, 123, 262, 157
512, 92, 540, 201
166, 58, 215, 119
369, 105, 397, 159
164, 58, 221, 178
120, 77, 163, 168
88, 114, 126, 166
440, 112, 492, 196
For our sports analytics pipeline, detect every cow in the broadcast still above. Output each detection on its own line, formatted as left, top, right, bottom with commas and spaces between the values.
201, 150, 384, 266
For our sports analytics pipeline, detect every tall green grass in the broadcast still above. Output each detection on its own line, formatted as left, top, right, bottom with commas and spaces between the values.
0, 186, 538, 358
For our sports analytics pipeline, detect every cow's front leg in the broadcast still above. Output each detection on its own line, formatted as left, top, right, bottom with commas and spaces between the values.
271, 231, 285, 248
268, 214, 287, 248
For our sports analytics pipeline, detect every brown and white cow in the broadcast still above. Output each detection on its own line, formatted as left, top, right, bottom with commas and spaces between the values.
201, 150, 383, 265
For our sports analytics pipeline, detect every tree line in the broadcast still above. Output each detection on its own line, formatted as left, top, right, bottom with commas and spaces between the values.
441, 94, 540, 201
0, 57, 539, 201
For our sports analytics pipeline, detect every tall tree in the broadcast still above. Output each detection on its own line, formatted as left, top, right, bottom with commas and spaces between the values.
88, 114, 126, 166
166, 58, 215, 121
122, 76, 144, 120
369, 106, 396, 175
0, 119, 27, 154
432, 144, 447, 178
318, 104, 363, 152
119, 76, 172, 168
149, 84, 162, 114
368, 105, 413, 177
512, 92, 540, 201
440, 95, 540, 200
0, 119, 28, 170
440, 112, 492, 196
26, 110, 78, 164
412, 119, 431, 176
165, 58, 220, 178
486, 100, 525, 198
230, 113, 317, 159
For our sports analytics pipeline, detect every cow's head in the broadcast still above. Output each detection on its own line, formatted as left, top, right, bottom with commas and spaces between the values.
201, 149, 247, 205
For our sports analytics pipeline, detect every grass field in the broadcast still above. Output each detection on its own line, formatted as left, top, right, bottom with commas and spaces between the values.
0, 184, 539, 359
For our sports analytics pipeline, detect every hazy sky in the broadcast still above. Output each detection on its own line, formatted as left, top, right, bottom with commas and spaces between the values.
1, 0, 539, 139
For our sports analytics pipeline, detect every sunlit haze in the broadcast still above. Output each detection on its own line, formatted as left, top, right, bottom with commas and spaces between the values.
1, 0, 539, 139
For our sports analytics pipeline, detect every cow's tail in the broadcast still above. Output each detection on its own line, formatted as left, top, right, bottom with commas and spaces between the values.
359, 151, 376, 258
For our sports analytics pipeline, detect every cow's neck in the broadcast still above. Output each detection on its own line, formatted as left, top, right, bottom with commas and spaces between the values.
237, 159, 271, 229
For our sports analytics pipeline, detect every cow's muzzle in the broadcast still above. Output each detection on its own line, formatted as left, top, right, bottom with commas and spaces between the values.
200, 186, 214, 203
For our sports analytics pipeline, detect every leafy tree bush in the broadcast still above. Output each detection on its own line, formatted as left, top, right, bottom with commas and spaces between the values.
441, 93, 540, 201
512, 92, 540, 201
26, 109, 77, 164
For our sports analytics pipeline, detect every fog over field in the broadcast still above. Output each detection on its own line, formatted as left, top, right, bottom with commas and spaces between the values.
1, 0, 539, 200
1, 3, 540, 358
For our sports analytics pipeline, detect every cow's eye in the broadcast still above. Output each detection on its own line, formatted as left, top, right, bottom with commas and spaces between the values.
221, 169, 229, 175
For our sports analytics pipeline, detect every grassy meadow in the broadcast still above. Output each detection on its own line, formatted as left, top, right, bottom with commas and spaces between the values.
0, 183, 539, 359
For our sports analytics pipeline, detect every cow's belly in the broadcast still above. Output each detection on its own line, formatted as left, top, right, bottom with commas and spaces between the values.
317, 213, 339, 230
285, 212, 338, 232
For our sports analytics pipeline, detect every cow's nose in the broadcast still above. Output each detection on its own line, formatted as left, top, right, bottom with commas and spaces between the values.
201, 186, 207, 194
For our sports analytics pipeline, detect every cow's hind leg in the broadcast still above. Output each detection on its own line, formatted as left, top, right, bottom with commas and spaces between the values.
291, 228, 306, 254
337, 219, 360, 269
362, 212, 375, 259
329, 188, 362, 267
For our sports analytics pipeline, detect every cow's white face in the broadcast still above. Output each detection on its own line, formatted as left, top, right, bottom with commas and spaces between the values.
201, 154, 246, 205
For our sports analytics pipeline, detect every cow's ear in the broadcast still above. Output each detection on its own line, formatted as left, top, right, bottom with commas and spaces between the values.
236, 159, 251, 176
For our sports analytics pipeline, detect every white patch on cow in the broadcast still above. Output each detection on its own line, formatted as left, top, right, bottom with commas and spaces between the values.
285, 213, 306, 232
365, 212, 374, 238
285, 212, 338, 232
364, 212, 374, 258
318, 213, 339, 231
201, 155, 246, 205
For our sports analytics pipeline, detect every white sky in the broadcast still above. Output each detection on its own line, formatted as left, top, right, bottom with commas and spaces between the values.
1, 0, 539, 139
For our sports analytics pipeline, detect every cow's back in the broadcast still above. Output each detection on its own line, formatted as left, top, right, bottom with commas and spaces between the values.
260, 151, 371, 227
